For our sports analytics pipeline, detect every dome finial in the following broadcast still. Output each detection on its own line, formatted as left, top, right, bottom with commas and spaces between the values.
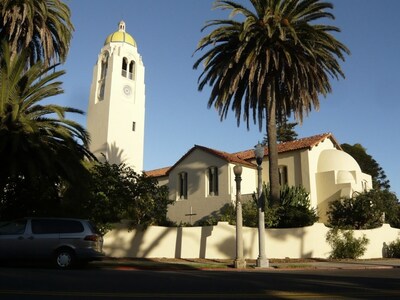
118, 20, 126, 32
104, 21, 136, 47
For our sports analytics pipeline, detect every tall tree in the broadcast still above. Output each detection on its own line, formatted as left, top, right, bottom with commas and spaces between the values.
341, 143, 390, 190
0, 43, 93, 186
194, 0, 349, 204
0, 0, 74, 67
263, 116, 298, 144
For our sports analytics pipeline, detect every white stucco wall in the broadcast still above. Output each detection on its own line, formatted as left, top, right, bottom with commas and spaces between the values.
228, 163, 257, 200
316, 149, 373, 222
306, 138, 339, 208
167, 149, 242, 224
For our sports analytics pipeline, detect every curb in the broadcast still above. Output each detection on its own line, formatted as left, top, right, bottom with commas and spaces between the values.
95, 260, 399, 271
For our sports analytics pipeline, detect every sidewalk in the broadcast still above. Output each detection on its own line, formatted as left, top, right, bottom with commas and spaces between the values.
95, 257, 400, 271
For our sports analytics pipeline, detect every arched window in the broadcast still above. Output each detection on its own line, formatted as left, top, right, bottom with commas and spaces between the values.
121, 57, 128, 77
129, 61, 135, 80
178, 172, 188, 200
100, 52, 109, 79
98, 52, 109, 100
278, 165, 288, 186
207, 167, 219, 196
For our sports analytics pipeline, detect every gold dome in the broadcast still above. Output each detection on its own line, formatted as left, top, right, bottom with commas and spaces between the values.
104, 21, 136, 47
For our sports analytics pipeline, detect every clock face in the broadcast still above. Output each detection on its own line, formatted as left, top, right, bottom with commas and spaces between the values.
123, 85, 132, 96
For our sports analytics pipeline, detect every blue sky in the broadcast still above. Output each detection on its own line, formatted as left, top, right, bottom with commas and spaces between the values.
60, 0, 400, 195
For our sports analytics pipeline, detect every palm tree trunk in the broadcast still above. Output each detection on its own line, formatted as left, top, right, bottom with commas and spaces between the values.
266, 97, 280, 206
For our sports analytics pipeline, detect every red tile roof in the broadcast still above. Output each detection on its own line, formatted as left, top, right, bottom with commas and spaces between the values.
145, 133, 341, 178
236, 132, 341, 160
194, 145, 256, 168
144, 166, 171, 177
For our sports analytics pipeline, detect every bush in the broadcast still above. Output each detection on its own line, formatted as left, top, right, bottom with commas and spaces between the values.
195, 204, 235, 226
326, 229, 369, 259
273, 185, 318, 228
194, 185, 318, 228
327, 189, 400, 229
385, 239, 400, 258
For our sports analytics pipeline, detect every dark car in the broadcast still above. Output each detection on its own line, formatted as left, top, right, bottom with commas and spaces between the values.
0, 218, 104, 268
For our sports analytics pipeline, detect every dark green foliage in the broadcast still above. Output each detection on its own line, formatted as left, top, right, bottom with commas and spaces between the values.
0, 176, 64, 220
194, 185, 317, 228
63, 160, 173, 234
0, 43, 93, 188
0, 161, 173, 234
264, 185, 318, 228
384, 239, 400, 258
326, 229, 369, 259
0, 43, 94, 214
0, 0, 74, 67
341, 143, 390, 190
327, 189, 400, 229
195, 204, 236, 226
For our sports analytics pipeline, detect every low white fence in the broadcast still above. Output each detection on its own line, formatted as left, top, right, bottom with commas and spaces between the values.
103, 222, 400, 259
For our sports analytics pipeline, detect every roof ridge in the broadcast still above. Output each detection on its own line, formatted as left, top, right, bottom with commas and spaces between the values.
145, 133, 339, 177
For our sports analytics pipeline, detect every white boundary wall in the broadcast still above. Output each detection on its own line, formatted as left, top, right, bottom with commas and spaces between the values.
103, 222, 400, 259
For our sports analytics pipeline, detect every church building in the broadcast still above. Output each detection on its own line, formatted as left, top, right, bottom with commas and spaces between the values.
87, 22, 372, 225
87, 21, 145, 172
146, 133, 373, 224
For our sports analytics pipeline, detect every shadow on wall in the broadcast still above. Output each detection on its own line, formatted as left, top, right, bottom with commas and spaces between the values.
104, 223, 228, 259
104, 223, 400, 259
93, 142, 127, 166
104, 225, 174, 258
268, 227, 313, 258
104, 223, 311, 259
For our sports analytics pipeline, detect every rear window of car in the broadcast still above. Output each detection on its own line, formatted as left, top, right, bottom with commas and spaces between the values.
87, 221, 101, 235
32, 219, 84, 234
0, 220, 27, 235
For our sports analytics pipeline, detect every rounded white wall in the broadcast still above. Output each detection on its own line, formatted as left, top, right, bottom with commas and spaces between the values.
317, 149, 361, 173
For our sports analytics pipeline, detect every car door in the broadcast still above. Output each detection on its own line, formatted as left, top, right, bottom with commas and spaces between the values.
29, 219, 60, 259
0, 219, 28, 259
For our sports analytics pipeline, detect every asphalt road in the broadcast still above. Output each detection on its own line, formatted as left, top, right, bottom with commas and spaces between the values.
1, 265, 400, 299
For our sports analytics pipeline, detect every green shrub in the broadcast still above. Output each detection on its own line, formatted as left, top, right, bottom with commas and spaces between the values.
327, 189, 400, 229
274, 185, 318, 228
257, 184, 318, 228
195, 204, 235, 226
194, 185, 317, 228
326, 229, 369, 259
385, 239, 400, 258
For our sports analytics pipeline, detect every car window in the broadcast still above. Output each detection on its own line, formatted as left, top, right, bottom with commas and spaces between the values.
32, 219, 84, 234
87, 221, 101, 235
0, 220, 27, 235
58, 220, 84, 233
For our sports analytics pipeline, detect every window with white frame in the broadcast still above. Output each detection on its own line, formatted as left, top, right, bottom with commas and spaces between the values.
178, 172, 188, 200
207, 166, 219, 196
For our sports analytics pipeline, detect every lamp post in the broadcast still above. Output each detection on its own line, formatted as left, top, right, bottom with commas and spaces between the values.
254, 142, 269, 268
233, 165, 246, 269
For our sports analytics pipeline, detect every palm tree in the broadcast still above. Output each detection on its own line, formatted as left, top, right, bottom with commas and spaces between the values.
194, 0, 349, 204
0, 43, 93, 185
0, 0, 74, 67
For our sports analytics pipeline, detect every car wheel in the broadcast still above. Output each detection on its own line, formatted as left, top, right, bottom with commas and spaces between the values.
55, 248, 75, 269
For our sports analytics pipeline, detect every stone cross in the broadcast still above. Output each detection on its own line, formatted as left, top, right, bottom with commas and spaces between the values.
185, 206, 197, 225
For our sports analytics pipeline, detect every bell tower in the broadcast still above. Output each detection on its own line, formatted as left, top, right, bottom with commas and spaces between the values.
87, 21, 145, 172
